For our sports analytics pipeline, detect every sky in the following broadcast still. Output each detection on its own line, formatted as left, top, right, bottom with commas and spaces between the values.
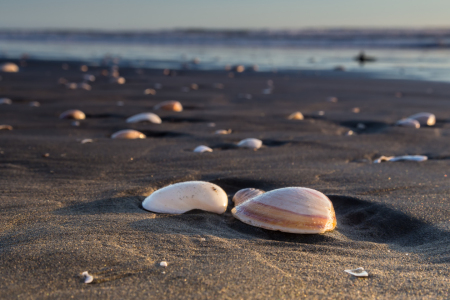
1, 0, 450, 30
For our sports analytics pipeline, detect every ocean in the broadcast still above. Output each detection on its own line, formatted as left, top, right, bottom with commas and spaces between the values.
1, 29, 450, 82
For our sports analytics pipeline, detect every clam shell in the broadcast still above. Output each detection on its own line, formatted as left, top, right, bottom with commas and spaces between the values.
193, 145, 213, 153
237, 138, 262, 149
111, 129, 146, 139
232, 188, 265, 206
287, 112, 304, 120
59, 109, 86, 120
126, 112, 162, 124
0, 125, 13, 130
142, 181, 228, 214
395, 118, 420, 128
231, 187, 336, 234
82, 271, 94, 284
0, 98, 12, 105
0, 62, 19, 73
154, 101, 183, 112
408, 112, 435, 126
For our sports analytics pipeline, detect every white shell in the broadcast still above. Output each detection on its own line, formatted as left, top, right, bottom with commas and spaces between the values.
126, 112, 162, 124
237, 138, 262, 149
344, 267, 368, 277
111, 129, 146, 139
408, 112, 436, 126
193, 145, 213, 153
395, 118, 420, 128
288, 112, 304, 120
0, 62, 19, 73
142, 181, 228, 214
160, 261, 168, 267
0, 98, 12, 105
81, 139, 93, 144
373, 155, 427, 163
231, 187, 336, 234
82, 271, 94, 283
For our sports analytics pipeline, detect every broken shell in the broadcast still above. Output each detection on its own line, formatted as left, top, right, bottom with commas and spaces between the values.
126, 112, 162, 124
0, 125, 13, 130
232, 188, 265, 206
408, 112, 435, 126
193, 145, 213, 153
59, 109, 86, 120
288, 112, 304, 120
395, 118, 420, 128
0, 98, 12, 105
215, 129, 231, 135
111, 129, 146, 139
231, 187, 336, 234
82, 271, 94, 284
142, 181, 228, 214
237, 138, 262, 149
344, 267, 368, 277
374, 155, 427, 163
154, 100, 183, 112
0, 62, 19, 73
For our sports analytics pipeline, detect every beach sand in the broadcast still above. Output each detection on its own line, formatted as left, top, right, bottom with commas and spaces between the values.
0, 60, 449, 299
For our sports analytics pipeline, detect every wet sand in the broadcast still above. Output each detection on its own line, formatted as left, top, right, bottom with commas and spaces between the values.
0, 59, 449, 299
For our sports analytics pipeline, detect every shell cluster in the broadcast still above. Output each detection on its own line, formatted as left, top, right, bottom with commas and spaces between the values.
231, 187, 336, 234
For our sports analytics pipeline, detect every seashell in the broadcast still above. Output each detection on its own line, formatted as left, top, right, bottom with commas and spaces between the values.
144, 88, 156, 95
0, 125, 13, 130
142, 181, 228, 214
193, 145, 213, 153
395, 118, 420, 128
407, 112, 435, 126
83, 74, 95, 82
126, 112, 162, 124
232, 188, 265, 206
327, 97, 338, 103
344, 267, 368, 277
215, 129, 231, 135
82, 271, 94, 284
160, 261, 168, 267
111, 129, 146, 139
77, 82, 91, 90
29, 101, 40, 107
59, 109, 86, 120
231, 187, 336, 234
190, 83, 198, 90
80, 65, 88, 72
373, 155, 427, 163
154, 100, 183, 112
237, 138, 262, 149
66, 82, 78, 90
81, 139, 93, 144
288, 112, 304, 120
352, 107, 360, 113
0, 62, 19, 73
345, 130, 355, 136
317, 111, 325, 116
0, 98, 12, 105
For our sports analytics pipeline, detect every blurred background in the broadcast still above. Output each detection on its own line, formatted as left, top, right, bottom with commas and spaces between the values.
1, 0, 450, 81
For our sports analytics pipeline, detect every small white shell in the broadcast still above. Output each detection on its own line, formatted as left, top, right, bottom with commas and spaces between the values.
193, 145, 213, 153
126, 112, 162, 124
160, 261, 168, 267
232, 188, 265, 206
237, 138, 262, 149
59, 109, 86, 120
215, 129, 231, 135
288, 112, 304, 120
111, 129, 146, 139
408, 112, 436, 126
231, 187, 336, 234
142, 181, 228, 214
0, 98, 12, 105
374, 155, 427, 163
82, 271, 94, 283
344, 267, 368, 277
0, 62, 19, 73
395, 118, 420, 128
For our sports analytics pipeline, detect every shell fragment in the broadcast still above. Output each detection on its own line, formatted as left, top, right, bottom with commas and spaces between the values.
344, 267, 369, 277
